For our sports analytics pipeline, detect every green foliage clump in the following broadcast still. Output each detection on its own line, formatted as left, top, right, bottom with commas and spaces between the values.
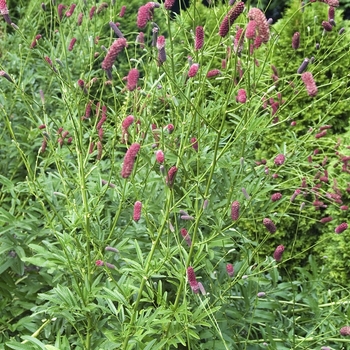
1, 0, 350, 349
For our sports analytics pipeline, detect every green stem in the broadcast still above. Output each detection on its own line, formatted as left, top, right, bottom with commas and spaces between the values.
121, 191, 172, 349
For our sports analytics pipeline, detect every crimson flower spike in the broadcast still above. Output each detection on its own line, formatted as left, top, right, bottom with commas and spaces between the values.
121, 143, 140, 178
101, 38, 128, 79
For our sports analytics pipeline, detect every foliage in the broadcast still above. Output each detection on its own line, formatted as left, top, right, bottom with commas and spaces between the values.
1, 0, 350, 349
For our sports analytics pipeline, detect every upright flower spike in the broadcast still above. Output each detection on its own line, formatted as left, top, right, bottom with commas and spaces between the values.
68, 38, 77, 51
164, 0, 175, 10
65, 3, 76, 17
137, 2, 159, 29
180, 228, 192, 246
157, 35, 166, 64
166, 166, 178, 188
126, 68, 139, 91
188, 63, 199, 78
231, 201, 240, 220
89, 6, 96, 20
119, 5, 126, 17
30, 34, 42, 49
218, 1, 245, 37
77, 12, 83, 26
297, 58, 309, 74
273, 245, 285, 261
0, 0, 12, 24
109, 22, 124, 38
292, 32, 300, 49
301, 72, 318, 97
101, 38, 128, 78
226, 263, 234, 277
195, 26, 204, 50
236, 89, 247, 103
234, 27, 244, 53
247, 8, 270, 43
187, 267, 199, 293
322, 0, 339, 7
97, 2, 108, 14
121, 143, 140, 178
155, 150, 164, 164
96, 140, 103, 160
58, 4, 66, 21
322, 21, 333, 31
246, 20, 257, 39
121, 115, 134, 143
136, 32, 145, 49
133, 201, 142, 221
263, 218, 277, 233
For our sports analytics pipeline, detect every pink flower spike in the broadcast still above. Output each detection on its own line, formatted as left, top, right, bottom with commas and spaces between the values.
187, 266, 199, 293
273, 245, 285, 261
101, 38, 128, 72
121, 143, 140, 178
301, 72, 318, 97
195, 26, 204, 50
180, 228, 192, 246
0, 0, 9, 16
218, 2, 245, 38
236, 89, 247, 103
247, 8, 269, 43
96, 260, 104, 266
263, 218, 277, 233
335, 222, 348, 234
271, 193, 282, 201
126, 68, 139, 91
122, 115, 134, 130
65, 3, 76, 17
206, 69, 221, 78
340, 326, 350, 336
77, 12, 83, 26
315, 130, 327, 139
133, 201, 142, 222
226, 263, 234, 277
322, 21, 333, 31
292, 32, 300, 50
290, 189, 301, 202
155, 150, 165, 164
68, 37, 77, 51
164, 0, 175, 9
246, 20, 257, 39
89, 6, 96, 20
188, 63, 199, 78
119, 5, 126, 17
167, 124, 174, 133
320, 216, 333, 223
274, 154, 285, 166
137, 2, 158, 29
166, 166, 178, 188
191, 137, 198, 152
231, 201, 240, 221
